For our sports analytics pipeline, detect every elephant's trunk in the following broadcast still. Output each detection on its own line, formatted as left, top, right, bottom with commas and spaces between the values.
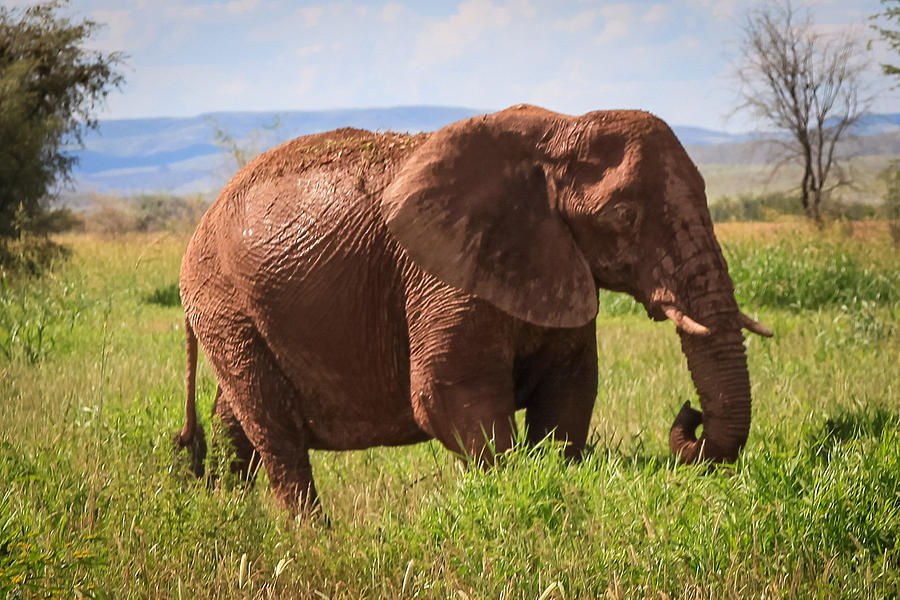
670, 321, 751, 462
667, 257, 752, 463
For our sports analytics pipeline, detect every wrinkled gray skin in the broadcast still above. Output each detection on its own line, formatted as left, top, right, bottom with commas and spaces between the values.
175, 105, 772, 514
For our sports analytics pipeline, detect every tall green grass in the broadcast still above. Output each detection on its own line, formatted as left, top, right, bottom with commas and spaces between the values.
1, 230, 898, 599
598, 233, 900, 316
726, 239, 899, 310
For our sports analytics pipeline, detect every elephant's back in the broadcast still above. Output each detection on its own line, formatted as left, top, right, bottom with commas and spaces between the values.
225, 128, 426, 192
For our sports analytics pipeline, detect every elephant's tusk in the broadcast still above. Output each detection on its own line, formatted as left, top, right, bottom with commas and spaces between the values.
737, 311, 774, 337
663, 305, 711, 336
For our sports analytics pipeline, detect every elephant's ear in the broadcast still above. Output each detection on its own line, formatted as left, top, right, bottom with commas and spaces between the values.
382, 117, 597, 328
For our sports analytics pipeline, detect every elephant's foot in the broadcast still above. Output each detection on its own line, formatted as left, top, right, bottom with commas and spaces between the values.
263, 453, 321, 517
173, 424, 207, 479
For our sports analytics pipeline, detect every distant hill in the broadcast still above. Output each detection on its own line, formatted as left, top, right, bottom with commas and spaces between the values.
68, 106, 486, 196
63, 106, 900, 199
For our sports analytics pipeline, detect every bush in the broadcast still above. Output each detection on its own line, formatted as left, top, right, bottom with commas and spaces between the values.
133, 194, 208, 233
143, 282, 181, 307
0, 235, 70, 279
709, 192, 882, 224
84, 193, 209, 235
877, 162, 900, 245
83, 197, 138, 235
708, 192, 805, 222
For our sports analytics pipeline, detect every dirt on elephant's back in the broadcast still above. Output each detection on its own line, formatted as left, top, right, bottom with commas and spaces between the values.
231, 128, 429, 186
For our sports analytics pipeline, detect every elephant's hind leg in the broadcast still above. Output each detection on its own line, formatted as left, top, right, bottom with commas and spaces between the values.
210, 386, 260, 484
227, 340, 319, 514
194, 310, 320, 515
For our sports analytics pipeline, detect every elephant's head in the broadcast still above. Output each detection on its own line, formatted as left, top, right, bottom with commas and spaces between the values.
382, 105, 771, 464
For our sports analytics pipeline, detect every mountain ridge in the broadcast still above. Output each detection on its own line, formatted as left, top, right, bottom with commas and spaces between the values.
67, 106, 900, 196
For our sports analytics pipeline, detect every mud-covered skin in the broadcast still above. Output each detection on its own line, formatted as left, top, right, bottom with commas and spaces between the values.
177, 106, 769, 514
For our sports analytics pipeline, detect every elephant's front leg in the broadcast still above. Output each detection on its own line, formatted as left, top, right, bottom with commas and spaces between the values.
407, 295, 517, 463
521, 324, 598, 458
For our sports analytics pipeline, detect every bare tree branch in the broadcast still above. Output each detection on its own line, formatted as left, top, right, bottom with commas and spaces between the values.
733, 0, 872, 223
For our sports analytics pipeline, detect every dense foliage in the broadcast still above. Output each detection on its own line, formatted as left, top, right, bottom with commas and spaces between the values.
877, 162, 900, 244
872, 0, 900, 81
0, 0, 123, 271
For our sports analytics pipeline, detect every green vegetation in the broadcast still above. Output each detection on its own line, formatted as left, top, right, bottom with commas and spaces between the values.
708, 191, 806, 222
0, 1, 124, 273
598, 225, 900, 316
872, 0, 900, 81
707, 190, 894, 224
1, 225, 898, 598
877, 162, 900, 244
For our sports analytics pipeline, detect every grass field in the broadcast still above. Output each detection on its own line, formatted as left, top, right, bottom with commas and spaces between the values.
1, 223, 899, 599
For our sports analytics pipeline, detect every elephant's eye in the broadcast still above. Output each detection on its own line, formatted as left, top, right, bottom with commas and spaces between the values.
614, 204, 639, 229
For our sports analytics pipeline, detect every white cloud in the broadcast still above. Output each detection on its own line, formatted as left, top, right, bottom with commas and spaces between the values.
594, 4, 631, 45
155, 0, 258, 23
297, 44, 325, 57
381, 2, 403, 23
413, 0, 517, 66
555, 10, 595, 32
642, 3, 668, 23
219, 78, 248, 96
525, 59, 590, 111
80, 0, 898, 131
301, 6, 324, 27
87, 10, 133, 53
688, 0, 738, 21
680, 36, 700, 49
511, 0, 537, 19
173, 3, 216, 22
227, 0, 260, 15
292, 67, 318, 98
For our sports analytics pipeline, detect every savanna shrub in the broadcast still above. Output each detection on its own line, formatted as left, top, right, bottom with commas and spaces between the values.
85, 193, 209, 235
143, 282, 181, 307
708, 192, 804, 222
0, 235, 70, 278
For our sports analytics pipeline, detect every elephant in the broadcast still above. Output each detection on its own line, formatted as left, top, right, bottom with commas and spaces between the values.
174, 104, 772, 514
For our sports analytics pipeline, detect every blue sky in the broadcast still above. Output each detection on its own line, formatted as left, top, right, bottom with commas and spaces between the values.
23, 0, 900, 131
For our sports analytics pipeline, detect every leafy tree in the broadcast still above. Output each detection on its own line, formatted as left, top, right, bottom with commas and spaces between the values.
733, 0, 870, 224
871, 0, 900, 81
876, 165, 900, 245
871, 1, 900, 245
0, 0, 124, 269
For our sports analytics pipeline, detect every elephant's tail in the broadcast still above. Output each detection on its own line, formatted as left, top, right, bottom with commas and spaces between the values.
173, 317, 206, 477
